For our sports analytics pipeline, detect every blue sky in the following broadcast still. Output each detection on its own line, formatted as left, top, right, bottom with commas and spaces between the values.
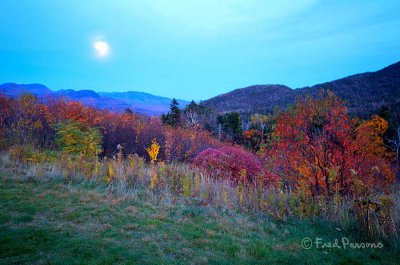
0, 0, 399, 101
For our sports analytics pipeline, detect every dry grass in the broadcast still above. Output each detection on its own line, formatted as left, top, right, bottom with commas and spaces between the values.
1, 152, 399, 248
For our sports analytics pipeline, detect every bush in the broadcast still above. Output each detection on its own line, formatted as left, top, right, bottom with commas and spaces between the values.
9, 144, 57, 164
192, 146, 263, 182
55, 121, 102, 160
164, 126, 223, 162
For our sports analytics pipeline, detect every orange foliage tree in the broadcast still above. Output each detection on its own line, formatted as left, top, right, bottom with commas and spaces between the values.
263, 91, 394, 196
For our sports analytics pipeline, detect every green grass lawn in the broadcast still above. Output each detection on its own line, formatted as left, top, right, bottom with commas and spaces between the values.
0, 172, 398, 265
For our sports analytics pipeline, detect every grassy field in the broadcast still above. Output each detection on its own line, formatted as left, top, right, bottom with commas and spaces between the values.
0, 171, 399, 265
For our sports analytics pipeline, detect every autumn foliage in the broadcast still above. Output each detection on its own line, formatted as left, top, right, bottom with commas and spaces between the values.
0, 91, 395, 194
263, 91, 394, 196
0, 94, 220, 162
193, 146, 263, 182
163, 126, 223, 162
1, 91, 398, 241
146, 140, 160, 162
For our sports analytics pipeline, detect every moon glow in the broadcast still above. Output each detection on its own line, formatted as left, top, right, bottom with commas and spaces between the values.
94, 41, 109, 57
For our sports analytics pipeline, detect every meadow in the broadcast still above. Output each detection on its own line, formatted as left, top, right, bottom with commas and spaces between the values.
0, 153, 399, 265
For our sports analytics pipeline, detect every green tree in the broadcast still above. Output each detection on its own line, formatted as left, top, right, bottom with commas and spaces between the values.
162, 98, 181, 127
186, 100, 198, 111
170, 98, 181, 125
217, 112, 242, 143
56, 121, 102, 159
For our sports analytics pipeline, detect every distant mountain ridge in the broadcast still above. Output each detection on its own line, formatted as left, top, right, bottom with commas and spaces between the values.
202, 61, 400, 118
2, 61, 399, 118
0, 83, 189, 116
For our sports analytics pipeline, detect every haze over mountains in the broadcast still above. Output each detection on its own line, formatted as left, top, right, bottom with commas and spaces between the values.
0, 84, 189, 116
1, 61, 399, 117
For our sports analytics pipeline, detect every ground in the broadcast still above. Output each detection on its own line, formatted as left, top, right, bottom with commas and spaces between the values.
0, 172, 398, 265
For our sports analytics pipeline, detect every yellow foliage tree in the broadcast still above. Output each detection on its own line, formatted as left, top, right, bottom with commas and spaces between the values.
354, 115, 389, 158
146, 139, 160, 162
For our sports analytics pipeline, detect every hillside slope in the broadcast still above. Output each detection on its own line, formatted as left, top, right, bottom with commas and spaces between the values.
299, 61, 400, 117
201, 84, 294, 114
202, 61, 400, 117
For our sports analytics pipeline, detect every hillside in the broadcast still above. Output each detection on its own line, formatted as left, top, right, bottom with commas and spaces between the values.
201, 84, 294, 114
0, 83, 188, 116
202, 61, 400, 117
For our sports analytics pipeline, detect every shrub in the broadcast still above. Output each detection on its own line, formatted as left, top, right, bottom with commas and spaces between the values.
9, 144, 57, 164
163, 126, 223, 162
55, 121, 102, 160
193, 146, 263, 183
147, 139, 160, 162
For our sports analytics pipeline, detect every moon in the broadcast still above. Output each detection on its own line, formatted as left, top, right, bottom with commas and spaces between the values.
94, 41, 109, 57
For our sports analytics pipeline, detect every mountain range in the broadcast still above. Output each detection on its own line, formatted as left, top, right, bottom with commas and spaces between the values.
0, 84, 188, 116
1, 61, 399, 118
201, 61, 400, 118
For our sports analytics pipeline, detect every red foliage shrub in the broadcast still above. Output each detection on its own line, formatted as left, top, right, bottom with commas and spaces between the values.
193, 146, 263, 182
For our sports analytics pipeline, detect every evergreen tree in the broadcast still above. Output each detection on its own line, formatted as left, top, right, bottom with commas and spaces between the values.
162, 98, 181, 127
124, 108, 133, 115
217, 112, 242, 143
186, 100, 198, 111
